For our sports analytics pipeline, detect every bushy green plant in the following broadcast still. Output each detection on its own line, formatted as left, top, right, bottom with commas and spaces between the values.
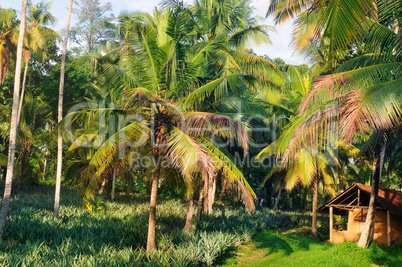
84, 197, 105, 213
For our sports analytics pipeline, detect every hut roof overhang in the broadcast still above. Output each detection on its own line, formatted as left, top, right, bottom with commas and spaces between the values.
320, 183, 402, 216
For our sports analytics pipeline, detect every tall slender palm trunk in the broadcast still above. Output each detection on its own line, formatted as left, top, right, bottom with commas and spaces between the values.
16, 60, 28, 127
42, 147, 48, 179
301, 187, 308, 210
54, 0, 74, 219
196, 186, 203, 221
203, 173, 209, 213
146, 158, 161, 251
0, 0, 28, 239
98, 178, 106, 194
358, 140, 386, 247
207, 174, 214, 214
125, 173, 132, 200
18, 149, 28, 188
265, 178, 273, 208
273, 186, 282, 211
184, 193, 194, 232
312, 178, 318, 238
111, 168, 116, 201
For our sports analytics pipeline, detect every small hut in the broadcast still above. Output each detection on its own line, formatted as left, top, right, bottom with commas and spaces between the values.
320, 183, 402, 246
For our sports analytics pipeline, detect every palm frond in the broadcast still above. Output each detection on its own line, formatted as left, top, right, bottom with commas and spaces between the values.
339, 80, 402, 141
296, 148, 316, 187
82, 121, 149, 197
203, 141, 256, 212
266, 0, 313, 24
185, 111, 249, 152
227, 24, 275, 48
0, 154, 7, 166
300, 62, 401, 114
167, 126, 215, 179
183, 73, 256, 106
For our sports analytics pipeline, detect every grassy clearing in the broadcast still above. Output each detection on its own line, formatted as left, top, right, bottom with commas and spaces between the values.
0, 184, 400, 266
221, 231, 402, 267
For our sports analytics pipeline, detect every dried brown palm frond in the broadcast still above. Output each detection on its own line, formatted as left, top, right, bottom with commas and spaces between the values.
185, 112, 249, 153
338, 81, 402, 141
337, 90, 374, 142
122, 87, 165, 108
283, 80, 401, 164
236, 179, 256, 213
300, 62, 401, 114
282, 107, 337, 163
202, 141, 256, 213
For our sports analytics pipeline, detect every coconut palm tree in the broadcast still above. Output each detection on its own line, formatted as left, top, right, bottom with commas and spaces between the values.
256, 64, 337, 236
302, 1, 400, 247
63, 79, 252, 251
63, 7, 257, 251
0, 0, 28, 239
104, 1, 279, 218
54, 0, 74, 219
267, 0, 402, 246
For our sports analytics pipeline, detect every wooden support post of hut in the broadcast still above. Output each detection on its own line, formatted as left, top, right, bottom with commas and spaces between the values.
329, 206, 333, 242
319, 183, 402, 246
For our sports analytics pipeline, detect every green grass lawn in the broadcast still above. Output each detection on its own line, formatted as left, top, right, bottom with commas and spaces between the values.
221, 231, 402, 267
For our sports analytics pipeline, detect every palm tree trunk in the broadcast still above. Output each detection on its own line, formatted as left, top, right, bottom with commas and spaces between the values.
212, 174, 217, 203
203, 174, 209, 213
301, 187, 307, 211
19, 149, 27, 188
337, 165, 345, 193
312, 178, 318, 238
54, 0, 74, 219
207, 174, 214, 215
184, 193, 194, 232
125, 173, 132, 200
273, 186, 282, 211
16, 60, 28, 127
358, 140, 386, 247
111, 168, 116, 201
265, 178, 273, 208
146, 158, 161, 251
196, 186, 203, 221
0, 0, 28, 239
42, 147, 48, 179
98, 178, 106, 194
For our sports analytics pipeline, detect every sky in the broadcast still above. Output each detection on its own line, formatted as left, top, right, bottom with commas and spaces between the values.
1, 0, 307, 65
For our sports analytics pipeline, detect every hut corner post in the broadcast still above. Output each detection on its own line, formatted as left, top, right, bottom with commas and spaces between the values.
329, 206, 333, 242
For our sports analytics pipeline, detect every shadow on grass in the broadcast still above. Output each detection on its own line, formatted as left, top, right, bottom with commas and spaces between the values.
254, 232, 294, 256
377, 244, 402, 267
253, 230, 327, 256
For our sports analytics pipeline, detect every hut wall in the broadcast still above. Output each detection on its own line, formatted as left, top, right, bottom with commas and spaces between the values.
331, 209, 402, 246
390, 213, 402, 245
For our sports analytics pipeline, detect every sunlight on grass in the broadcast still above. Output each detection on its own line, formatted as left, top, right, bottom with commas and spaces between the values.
222, 231, 402, 267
